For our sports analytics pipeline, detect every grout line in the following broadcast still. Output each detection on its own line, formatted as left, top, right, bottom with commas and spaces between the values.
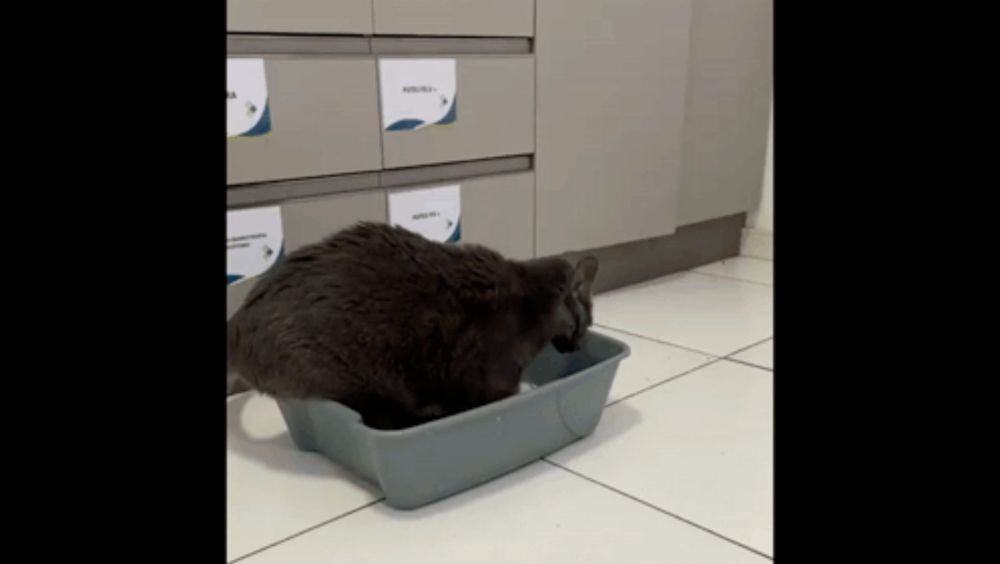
710, 254, 773, 265
600, 335, 772, 407
542, 460, 773, 561
725, 357, 773, 372
228, 498, 385, 563
605, 356, 727, 407
593, 324, 719, 358
722, 336, 773, 358
688, 269, 773, 287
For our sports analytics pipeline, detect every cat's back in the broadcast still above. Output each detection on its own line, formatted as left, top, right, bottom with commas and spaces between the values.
241, 223, 443, 315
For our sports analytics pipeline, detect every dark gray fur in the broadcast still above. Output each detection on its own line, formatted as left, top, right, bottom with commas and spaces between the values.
227, 222, 598, 430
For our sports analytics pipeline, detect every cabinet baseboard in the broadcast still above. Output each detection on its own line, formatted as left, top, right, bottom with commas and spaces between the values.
560, 213, 746, 296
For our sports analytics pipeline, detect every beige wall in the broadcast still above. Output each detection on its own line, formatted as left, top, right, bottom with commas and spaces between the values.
748, 100, 773, 233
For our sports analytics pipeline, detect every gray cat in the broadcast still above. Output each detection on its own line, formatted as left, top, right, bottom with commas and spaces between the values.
227, 222, 598, 430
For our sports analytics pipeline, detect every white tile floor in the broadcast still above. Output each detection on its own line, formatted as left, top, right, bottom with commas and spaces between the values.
227, 252, 773, 563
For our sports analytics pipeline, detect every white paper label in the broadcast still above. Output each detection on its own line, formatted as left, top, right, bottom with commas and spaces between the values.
379, 59, 457, 131
227, 206, 283, 286
227, 58, 271, 137
389, 185, 461, 243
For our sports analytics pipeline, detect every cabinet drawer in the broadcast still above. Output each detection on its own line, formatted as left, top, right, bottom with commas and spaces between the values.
373, 0, 534, 37
387, 172, 534, 261
460, 172, 535, 260
227, 189, 387, 319
379, 55, 534, 169
227, 0, 373, 34
227, 57, 382, 185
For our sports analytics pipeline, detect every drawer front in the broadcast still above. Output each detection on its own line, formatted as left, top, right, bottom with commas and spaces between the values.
388, 171, 535, 261
227, 0, 373, 34
373, 0, 534, 37
227, 190, 387, 319
227, 57, 382, 185
379, 55, 535, 169
459, 172, 535, 261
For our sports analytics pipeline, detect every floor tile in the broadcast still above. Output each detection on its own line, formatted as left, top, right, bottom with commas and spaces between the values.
595, 272, 773, 356
595, 327, 717, 403
694, 257, 773, 285
227, 393, 381, 561
730, 339, 773, 369
238, 461, 770, 564
548, 361, 773, 555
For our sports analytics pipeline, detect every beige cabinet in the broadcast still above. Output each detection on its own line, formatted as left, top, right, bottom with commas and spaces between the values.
379, 56, 535, 169
373, 0, 534, 37
227, 57, 382, 185
535, 0, 694, 256
227, 0, 373, 34
677, 0, 774, 225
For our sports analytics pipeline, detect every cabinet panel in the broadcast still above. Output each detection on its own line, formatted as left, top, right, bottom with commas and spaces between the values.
227, 57, 382, 185
535, 0, 693, 256
373, 0, 533, 37
677, 0, 773, 226
379, 56, 535, 169
227, 0, 373, 34
459, 172, 535, 260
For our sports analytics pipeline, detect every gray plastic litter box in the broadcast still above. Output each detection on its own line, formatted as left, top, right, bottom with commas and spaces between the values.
276, 330, 630, 509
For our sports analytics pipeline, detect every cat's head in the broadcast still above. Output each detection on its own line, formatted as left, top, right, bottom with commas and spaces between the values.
551, 256, 599, 353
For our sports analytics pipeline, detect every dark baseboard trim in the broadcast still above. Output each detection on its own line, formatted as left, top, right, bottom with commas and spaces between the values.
560, 213, 746, 295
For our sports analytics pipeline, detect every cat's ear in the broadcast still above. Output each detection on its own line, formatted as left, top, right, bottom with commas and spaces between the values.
573, 255, 599, 297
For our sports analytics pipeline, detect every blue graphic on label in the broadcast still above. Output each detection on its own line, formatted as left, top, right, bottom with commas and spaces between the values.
380, 59, 458, 132
228, 58, 272, 138
227, 206, 284, 286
